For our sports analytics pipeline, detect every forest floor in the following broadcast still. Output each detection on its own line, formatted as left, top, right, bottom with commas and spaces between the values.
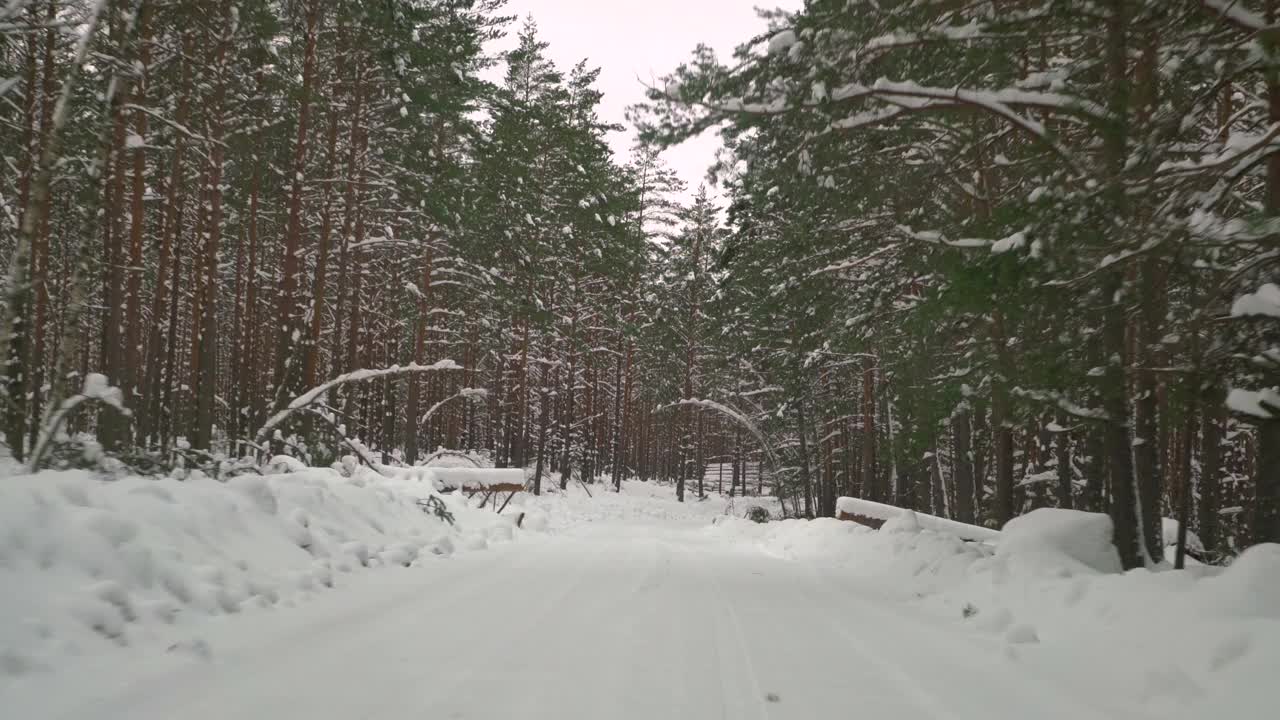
2, 476, 1275, 719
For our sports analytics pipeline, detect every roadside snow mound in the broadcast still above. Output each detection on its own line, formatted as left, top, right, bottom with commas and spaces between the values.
0, 466, 524, 677
998, 508, 1122, 574
706, 511, 1280, 719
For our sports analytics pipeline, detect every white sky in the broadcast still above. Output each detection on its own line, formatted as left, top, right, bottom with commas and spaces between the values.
485, 0, 802, 200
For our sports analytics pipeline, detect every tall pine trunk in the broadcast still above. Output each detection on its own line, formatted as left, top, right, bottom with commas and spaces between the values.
273, 0, 322, 409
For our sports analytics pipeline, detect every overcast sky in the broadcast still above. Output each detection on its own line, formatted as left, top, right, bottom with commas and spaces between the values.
485, 0, 802, 201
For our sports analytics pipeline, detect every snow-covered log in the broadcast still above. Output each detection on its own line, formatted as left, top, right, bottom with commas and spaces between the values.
836, 497, 1001, 543
431, 468, 526, 492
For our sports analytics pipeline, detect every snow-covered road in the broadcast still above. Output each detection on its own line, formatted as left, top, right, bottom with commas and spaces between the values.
5, 514, 1145, 720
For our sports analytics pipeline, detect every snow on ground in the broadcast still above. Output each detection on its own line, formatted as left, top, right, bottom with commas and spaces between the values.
1, 469, 1275, 719
708, 509, 1280, 719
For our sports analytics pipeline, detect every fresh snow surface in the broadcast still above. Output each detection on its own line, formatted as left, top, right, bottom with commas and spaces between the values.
2, 472, 1276, 719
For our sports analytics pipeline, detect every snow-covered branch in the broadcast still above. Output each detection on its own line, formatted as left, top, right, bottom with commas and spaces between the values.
420, 387, 488, 426
656, 398, 780, 474
254, 361, 463, 445
1200, 0, 1271, 33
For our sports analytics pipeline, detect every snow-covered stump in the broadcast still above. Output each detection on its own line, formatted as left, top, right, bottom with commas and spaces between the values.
836, 497, 1002, 544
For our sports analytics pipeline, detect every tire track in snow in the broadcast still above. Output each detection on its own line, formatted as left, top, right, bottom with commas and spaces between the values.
703, 553, 772, 720
378, 535, 618, 718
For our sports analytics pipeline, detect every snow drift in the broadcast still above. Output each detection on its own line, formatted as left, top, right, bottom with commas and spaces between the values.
0, 465, 528, 677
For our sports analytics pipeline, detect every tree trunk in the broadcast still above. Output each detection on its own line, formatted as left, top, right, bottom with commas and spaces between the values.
1199, 389, 1224, 557
532, 368, 550, 495
144, 30, 193, 448
273, 0, 322, 408
28, 1, 134, 468
405, 246, 433, 464
303, 46, 354, 394
25, 0, 60, 453
1133, 257, 1166, 561
861, 355, 878, 501
1253, 0, 1280, 546
1175, 389, 1197, 569
122, 2, 151, 446
953, 405, 976, 523
797, 393, 816, 517
559, 285, 579, 490
1100, 0, 1144, 570
5, 5, 42, 459
1055, 410, 1073, 509
98, 7, 134, 451
991, 310, 1015, 526
193, 0, 232, 451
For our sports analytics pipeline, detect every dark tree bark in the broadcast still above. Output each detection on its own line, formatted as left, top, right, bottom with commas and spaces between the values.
1199, 389, 1224, 556
193, 0, 233, 451
1055, 410, 1073, 509
953, 406, 976, 523
991, 310, 1015, 527
122, 2, 151, 445
860, 356, 878, 501
273, 0, 322, 407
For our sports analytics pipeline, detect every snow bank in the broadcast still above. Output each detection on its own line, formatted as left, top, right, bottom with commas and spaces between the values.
0, 466, 527, 677
1202, 543, 1280, 619
706, 511, 1280, 719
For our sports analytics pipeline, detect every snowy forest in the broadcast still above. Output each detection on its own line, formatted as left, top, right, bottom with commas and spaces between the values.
1, 0, 1279, 574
